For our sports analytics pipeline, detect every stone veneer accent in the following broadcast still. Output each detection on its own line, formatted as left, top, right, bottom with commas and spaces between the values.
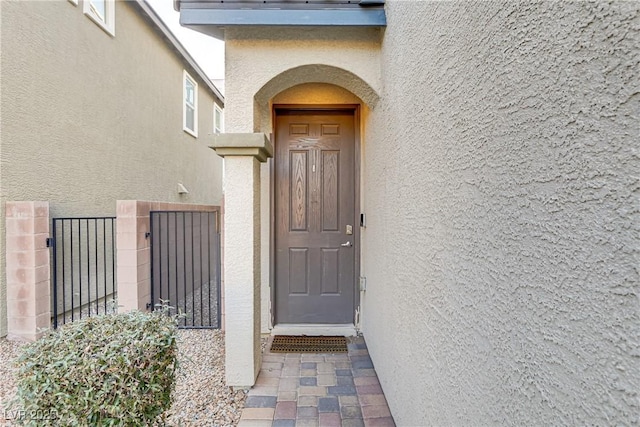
5, 201, 50, 341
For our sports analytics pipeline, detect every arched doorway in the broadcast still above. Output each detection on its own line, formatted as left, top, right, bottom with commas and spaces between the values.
253, 67, 379, 328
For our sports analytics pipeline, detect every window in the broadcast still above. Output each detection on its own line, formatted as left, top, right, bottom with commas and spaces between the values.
214, 103, 224, 134
183, 71, 198, 137
83, 0, 115, 36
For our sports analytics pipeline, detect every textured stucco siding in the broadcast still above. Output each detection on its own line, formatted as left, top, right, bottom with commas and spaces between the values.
224, 26, 382, 134
222, 154, 263, 385
0, 1, 223, 336
361, 1, 639, 425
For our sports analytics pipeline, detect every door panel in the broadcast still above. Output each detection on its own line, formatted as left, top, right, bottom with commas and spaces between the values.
321, 151, 340, 231
290, 151, 309, 231
288, 249, 308, 294
275, 110, 356, 324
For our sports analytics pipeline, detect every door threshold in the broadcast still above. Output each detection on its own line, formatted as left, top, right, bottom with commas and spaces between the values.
271, 324, 357, 337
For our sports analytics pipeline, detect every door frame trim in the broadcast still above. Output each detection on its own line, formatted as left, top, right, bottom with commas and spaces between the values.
270, 104, 362, 327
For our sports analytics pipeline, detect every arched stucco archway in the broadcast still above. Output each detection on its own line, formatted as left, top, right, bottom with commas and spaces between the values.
252, 64, 380, 132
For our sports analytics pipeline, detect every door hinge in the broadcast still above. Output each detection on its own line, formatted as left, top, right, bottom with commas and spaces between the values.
46, 237, 54, 248
359, 276, 367, 291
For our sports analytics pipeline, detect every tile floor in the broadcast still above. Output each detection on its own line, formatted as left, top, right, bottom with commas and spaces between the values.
238, 336, 395, 427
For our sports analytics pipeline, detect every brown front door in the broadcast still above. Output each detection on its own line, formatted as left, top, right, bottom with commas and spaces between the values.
275, 108, 357, 324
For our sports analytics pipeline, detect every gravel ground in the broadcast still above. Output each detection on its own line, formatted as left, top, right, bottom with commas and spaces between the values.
164, 330, 247, 426
0, 338, 24, 413
0, 329, 248, 426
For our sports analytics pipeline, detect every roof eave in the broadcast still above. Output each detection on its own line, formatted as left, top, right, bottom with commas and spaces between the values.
179, 9, 386, 41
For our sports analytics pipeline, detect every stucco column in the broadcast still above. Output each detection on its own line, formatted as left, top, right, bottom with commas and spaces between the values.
211, 133, 273, 388
5, 201, 51, 341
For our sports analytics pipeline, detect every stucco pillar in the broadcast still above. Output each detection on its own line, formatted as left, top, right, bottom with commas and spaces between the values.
210, 133, 273, 388
116, 200, 151, 313
5, 201, 51, 341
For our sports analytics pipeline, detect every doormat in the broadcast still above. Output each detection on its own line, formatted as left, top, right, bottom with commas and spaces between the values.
270, 335, 348, 353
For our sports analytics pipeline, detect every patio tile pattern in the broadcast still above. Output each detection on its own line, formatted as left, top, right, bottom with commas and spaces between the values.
238, 336, 395, 427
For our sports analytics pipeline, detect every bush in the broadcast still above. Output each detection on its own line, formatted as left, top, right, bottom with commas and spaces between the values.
11, 306, 179, 426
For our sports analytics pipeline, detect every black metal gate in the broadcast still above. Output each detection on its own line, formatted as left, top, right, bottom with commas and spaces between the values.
49, 217, 117, 328
150, 210, 221, 329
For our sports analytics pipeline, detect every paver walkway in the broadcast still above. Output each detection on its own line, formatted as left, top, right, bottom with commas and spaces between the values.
238, 336, 396, 427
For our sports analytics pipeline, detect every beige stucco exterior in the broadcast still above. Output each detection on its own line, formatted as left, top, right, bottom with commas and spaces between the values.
221, 0, 639, 424
0, 1, 224, 336
210, 132, 273, 387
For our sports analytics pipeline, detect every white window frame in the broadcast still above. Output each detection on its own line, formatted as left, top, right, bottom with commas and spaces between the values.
183, 71, 198, 137
83, 0, 115, 36
213, 103, 224, 134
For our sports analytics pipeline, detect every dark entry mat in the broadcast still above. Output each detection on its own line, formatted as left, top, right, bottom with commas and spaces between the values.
270, 335, 348, 353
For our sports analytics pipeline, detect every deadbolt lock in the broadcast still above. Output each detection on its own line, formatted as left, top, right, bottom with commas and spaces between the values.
346, 225, 353, 235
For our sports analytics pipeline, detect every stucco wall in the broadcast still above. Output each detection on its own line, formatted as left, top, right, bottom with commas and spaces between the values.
0, 1, 223, 336
362, 1, 639, 425
224, 27, 382, 134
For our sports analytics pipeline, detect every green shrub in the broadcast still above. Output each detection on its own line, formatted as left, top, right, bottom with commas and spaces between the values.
11, 306, 179, 426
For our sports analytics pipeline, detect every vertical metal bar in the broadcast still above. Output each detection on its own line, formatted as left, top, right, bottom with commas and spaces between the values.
174, 212, 179, 325
51, 220, 58, 329
196, 212, 202, 327
103, 218, 107, 314
155, 213, 159, 310
174, 212, 182, 320
159, 213, 164, 308
185, 213, 192, 327
213, 212, 218, 329
165, 212, 170, 308
216, 211, 221, 329
71, 219, 75, 322
213, 212, 218, 328
61, 220, 66, 326
111, 218, 115, 305
206, 212, 211, 327
86, 219, 91, 318
80, 219, 84, 320
204, 212, 209, 327
150, 213, 155, 311
161, 213, 165, 307
163, 213, 167, 306
60, 218, 67, 325
61, 219, 67, 324
163, 213, 167, 307
94, 219, 98, 316
191, 213, 195, 328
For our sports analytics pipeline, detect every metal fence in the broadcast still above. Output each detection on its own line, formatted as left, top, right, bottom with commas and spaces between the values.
49, 217, 117, 328
150, 210, 221, 329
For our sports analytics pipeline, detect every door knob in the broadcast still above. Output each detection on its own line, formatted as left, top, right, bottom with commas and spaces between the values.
341, 241, 353, 247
